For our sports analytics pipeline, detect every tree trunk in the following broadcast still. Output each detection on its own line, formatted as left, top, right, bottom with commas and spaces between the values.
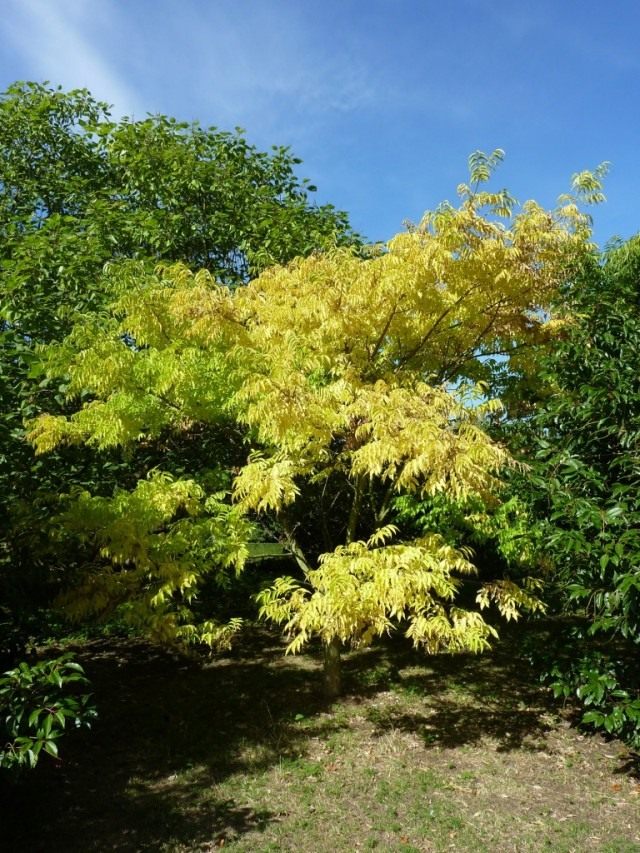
323, 636, 342, 698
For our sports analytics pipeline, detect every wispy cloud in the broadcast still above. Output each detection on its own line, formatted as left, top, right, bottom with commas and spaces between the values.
144, 1, 479, 152
2, 0, 141, 115
0, 0, 479, 145
167, 3, 381, 128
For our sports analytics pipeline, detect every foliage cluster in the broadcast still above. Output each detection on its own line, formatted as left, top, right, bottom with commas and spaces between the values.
0, 80, 356, 654
27, 149, 596, 700
547, 644, 640, 748
0, 79, 356, 768
0, 653, 95, 770
529, 236, 640, 746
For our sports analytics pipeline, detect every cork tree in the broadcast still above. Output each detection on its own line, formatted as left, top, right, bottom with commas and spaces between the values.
28, 152, 598, 694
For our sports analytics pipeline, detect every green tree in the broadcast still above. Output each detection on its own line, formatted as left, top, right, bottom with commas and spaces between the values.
29, 154, 596, 694
530, 235, 640, 745
0, 81, 356, 655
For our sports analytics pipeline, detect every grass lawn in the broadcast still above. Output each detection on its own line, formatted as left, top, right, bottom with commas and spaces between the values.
2, 626, 639, 852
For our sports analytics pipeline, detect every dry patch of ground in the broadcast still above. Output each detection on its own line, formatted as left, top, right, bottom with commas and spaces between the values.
2, 628, 639, 852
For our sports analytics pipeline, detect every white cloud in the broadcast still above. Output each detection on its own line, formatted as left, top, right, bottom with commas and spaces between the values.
0, 0, 479, 148
173, 4, 380, 125
2, 0, 141, 115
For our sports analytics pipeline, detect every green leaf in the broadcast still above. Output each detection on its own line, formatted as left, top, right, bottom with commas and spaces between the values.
43, 740, 59, 758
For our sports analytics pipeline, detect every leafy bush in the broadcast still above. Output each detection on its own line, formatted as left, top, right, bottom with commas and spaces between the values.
529, 235, 640, 748
0, 653, 96, 770
30, 152, 596, 695
528, 628, 640, 748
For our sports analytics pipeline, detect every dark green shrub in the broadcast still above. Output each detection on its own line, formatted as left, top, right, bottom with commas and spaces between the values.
0, 653, 96, 770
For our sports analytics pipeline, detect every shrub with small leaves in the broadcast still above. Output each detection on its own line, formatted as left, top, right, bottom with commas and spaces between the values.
0, 653, 96, 770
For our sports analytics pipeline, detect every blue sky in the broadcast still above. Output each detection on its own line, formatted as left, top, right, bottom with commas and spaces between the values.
1, 0, 638, 246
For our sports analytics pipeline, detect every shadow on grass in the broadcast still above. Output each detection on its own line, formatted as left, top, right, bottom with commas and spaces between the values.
0, 626, 559, 850
613, 751, 640, 780
342, 632, 556, 752
0, 630, 342, 852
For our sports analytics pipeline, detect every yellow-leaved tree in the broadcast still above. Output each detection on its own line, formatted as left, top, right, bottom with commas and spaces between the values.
29, 152, 600, 694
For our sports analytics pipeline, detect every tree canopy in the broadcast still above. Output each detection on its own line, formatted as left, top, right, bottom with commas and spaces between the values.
529, 235, 640, 745
28, 152, 599, 692
0, 80, 357, 654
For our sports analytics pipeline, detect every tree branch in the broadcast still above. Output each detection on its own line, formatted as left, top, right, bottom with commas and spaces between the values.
395, 282, 484, 370
375, 478, 397, 526
281, 516, 312, 574
346, 474, 365, 544
367, 302, 399, 367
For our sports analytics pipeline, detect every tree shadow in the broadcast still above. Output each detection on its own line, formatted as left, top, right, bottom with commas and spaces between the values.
2, 624, 629, 850
0, 630, 345, 851
613, 751, 640, 780
342, 632, 556, 752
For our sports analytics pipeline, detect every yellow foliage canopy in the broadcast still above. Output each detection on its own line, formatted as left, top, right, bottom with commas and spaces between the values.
29, 156, 598, 653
